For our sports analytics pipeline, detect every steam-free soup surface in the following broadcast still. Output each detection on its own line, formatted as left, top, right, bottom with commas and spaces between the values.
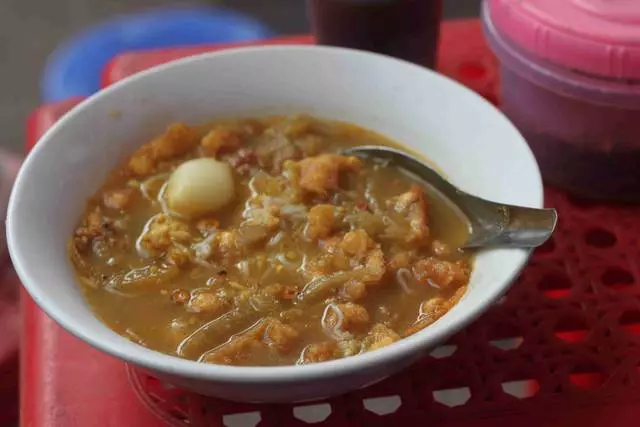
70, 115, 471, 366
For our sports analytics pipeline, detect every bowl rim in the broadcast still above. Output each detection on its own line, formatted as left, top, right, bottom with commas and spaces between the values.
8, 44, 543, 383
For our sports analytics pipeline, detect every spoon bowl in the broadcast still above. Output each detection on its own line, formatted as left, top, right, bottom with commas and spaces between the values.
342, 145, 557, 249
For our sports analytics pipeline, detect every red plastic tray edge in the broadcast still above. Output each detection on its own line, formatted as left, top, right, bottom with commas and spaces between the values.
101, 20, 498, 103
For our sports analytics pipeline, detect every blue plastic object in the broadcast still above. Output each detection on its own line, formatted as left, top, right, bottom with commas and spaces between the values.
41, 7, 273, 103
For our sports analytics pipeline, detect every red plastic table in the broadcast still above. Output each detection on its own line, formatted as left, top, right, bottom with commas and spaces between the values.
23, 20, 640, 427
0, 264, 19, 426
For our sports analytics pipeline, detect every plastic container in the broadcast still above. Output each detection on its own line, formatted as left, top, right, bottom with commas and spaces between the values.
482, 0, 640, 202
41, 7, 273, 102
308, 0, 442, 68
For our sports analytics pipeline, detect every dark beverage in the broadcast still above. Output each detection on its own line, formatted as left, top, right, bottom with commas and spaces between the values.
308, 0, 442, 68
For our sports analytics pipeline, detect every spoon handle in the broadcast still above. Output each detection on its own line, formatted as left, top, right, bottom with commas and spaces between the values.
466, 206, 557, 248
340, 145, 557, 250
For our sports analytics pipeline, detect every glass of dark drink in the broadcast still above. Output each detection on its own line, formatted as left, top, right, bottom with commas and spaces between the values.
308, 0, 443, 69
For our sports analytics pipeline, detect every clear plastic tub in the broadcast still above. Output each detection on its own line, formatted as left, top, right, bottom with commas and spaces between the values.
482, 0, 640, 202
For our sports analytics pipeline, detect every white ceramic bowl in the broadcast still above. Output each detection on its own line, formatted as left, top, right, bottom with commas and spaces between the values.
7, 45, 542, 402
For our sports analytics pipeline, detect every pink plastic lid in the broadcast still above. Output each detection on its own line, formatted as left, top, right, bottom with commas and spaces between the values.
487, 0, 640, 80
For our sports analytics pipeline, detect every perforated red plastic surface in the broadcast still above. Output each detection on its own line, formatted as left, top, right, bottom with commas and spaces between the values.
24, 19, 640, 427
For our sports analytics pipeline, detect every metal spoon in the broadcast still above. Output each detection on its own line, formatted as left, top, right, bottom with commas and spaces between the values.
342, 146, 557, 249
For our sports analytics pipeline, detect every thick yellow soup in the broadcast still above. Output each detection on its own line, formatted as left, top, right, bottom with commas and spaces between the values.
69, 115, 471, 366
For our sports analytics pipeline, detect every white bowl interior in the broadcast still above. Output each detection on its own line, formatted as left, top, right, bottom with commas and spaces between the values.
8, 46, 542, 384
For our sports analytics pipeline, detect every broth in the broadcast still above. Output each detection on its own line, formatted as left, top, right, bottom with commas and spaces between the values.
69, 115, 471, 366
